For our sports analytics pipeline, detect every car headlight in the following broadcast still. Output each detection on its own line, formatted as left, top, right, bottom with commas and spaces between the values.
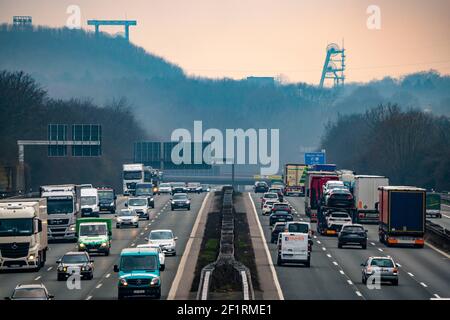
171, 201, 175, 204
59, 266, 67, 272
186, 200, 190, 204
120, 278, 128, 286
69, 225, 76, 232
79, 243, 86, 248
151, 277, 160, 286
110, 202, 114, 206
28, 254, 35, 261
101, 242, 108, 247
117, 218, 122, 222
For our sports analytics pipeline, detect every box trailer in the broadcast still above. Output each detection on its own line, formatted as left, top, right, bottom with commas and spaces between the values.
354, 175, 389, 223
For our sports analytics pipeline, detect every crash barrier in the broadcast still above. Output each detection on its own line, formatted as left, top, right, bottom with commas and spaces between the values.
425, 219, 450, 252
197, 186, 255, 300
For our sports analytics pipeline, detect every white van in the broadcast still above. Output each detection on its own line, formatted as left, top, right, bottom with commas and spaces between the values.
80, 188, 99, 217
277, 231, 311, 267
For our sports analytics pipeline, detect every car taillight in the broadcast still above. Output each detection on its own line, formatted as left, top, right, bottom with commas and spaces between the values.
393, 268, 398, 273
359, 213, 365, 218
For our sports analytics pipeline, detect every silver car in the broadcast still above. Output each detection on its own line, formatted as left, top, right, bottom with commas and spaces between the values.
361, 256, 399, 286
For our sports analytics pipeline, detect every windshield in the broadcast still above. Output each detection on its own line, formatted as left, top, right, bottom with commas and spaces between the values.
274, 211, 290, 215
136, 186, 152, 195
188, 183, 200, 187
265, 193, 278, 199
62, 254, 89, 264
332, 213, 350, 218
150, 231, 173, 240
0, 218, 33, 237
128, 199, 146, 206
288, 223, 309, 233
47, 198, 73, 214
13, 288, 46, 299
98, 191, 114, 200
160, 183, 170, 188
370, 259, 394, 268
173, 194, 188, 200
171, 183, 186, 188
119, 210, 135, 216
81, 196, 97, 206
120, 255, 158, 272
274, 204, 289, 208
79, 224, 107, 236
342, 226, 364, 233
124, 171, 142, 180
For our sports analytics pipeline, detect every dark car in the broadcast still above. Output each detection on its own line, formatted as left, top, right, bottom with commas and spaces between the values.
323, 189, 354, 208
271, 203, 292, 214
269, 210, 293, 226
97, 187, 116, 213
187, 182, 203, 193
171, 193, 191, 211
57, 251, 94, 281
254, 181, 269, 193
338, 224, 367, 249
271, 222, 287, 243
135, 183, 155, 207
5, 284, 54, 300
171, 182, 188, 195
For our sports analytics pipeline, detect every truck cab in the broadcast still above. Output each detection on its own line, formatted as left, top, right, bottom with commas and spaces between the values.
426, 192, 442, 218
97, 187, 116, 214
76, 218, 112, 256
0, 199, 48, 271
114, 248, 162, 300
80, 188, 99, 218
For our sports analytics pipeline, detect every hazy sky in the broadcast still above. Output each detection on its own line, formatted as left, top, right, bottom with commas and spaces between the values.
1, 0, 449, 84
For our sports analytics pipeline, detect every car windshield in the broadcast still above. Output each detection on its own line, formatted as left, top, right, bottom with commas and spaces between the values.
98, 191, 114, 200
265, 193, 278, 199
160, 183, 170, 188
274, 211, 289, 215
79, 224, 107, 236
343, 226, 364, 233
370, 259, 394, 268
119, 210, 135, 216
13, 288, 47, 299
332, 213, 350, 218
47, 198, 73, 214
120, 255, 158, 272
123, 171, 142, 180
274, 204, 289, 208
275, 224, 286, 231
0, 218, 33, 237
150, 231, 173, 240
62, 254, 89, 264
136, 185, 152, 195
173, 194, 187, 200
81, 196, 97, 206
288, 223, 309, 233
128, 199, 146, 206
188, 183, 200, 187
172, 183, 186, 188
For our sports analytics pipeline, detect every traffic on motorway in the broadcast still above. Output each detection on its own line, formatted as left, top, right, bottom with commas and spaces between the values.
0, 164, 210, 300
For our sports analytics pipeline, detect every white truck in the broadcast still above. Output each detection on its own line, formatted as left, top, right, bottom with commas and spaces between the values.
0, 198, 48, 271
40, 185, 78, 241
123, 164, 153, 196
353, 175, 389, 223
277, 229, 311, 267
80, 188, 99, 217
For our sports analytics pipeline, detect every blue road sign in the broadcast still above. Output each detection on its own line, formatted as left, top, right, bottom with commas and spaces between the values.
305, 152, 326, 165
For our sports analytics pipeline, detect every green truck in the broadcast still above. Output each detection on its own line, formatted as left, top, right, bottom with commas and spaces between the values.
76, 218, 112, 256
426, 192, 442, 218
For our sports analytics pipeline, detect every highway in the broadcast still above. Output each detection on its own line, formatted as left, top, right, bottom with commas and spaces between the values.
428, 203, 450, 230
0, 193, 207, 300
250, 193, 450, 300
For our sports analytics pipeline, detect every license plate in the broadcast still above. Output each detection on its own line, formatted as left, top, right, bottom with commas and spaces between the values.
133, 290, 145, 294
278, 219, 286, 222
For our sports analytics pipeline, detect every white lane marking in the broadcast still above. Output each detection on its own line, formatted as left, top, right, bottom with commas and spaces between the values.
140, 232, 144, 236
443, 214, 450, 218
371, 242, 376, 246
425, 242, 450, 259
317, 240, 321, 244
148, 223, 152, 226
434, 294, 441, 299
333, 261, 338, 266
339, 270, 345, 275
355, 291, 362, 297
327, 254, 332, 258
105, 273, 111, 278
96, 283, 103, 289
396, 263, 402, 267
47, 267, 53, 271
313, 235, 317, 239
322, 247, 327, 251
168, 193, 217, 300
86, 295, 93, 300
34, 276, 41, 281
408, 272, 414, 277
378, 248, 384, 252
131, 243, 135, 247
243, 193, 284, 300
347, 280, 353, 285
420, 282, 428, 288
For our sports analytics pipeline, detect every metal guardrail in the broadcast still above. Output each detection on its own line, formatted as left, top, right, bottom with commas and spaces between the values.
197, 187, 255, 300
426, 219, 450, 240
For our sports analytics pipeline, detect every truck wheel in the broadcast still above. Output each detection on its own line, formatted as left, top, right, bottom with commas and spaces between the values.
105, 249, 110, 256
305, 258, 311, 268
338, 242, 343, 249
277, 255, 283, 266
362, 243, 367, 250
160, 264, 165, 271
155, 288, 161, 299
57, 274, 65, 281
362, 275, 367, 285
392, 279, 399, 286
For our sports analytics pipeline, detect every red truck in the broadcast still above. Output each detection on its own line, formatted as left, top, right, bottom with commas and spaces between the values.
304, 171, 339, 222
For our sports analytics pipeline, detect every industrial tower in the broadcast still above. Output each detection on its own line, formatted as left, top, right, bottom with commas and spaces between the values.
87, 19, 137, 41
319, 43, 346, 88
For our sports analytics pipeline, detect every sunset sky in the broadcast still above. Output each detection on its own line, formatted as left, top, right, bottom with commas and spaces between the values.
1, 0, 449, 84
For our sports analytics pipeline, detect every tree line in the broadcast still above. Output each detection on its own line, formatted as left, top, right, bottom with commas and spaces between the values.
321, 104, 450, 191
0, 70, 149, 192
